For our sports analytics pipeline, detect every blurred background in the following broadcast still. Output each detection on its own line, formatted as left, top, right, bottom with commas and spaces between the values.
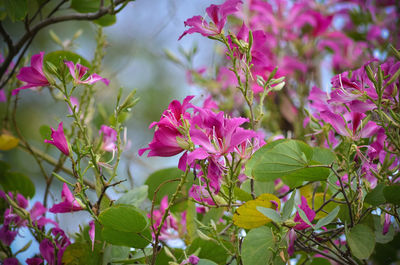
0, 0, 226, 261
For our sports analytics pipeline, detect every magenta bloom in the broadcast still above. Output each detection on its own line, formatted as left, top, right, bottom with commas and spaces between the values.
189, 185, 216, 205
287, 229, 296, 256
189, 109, 256, 159
139, 96, 194, 157
0, 222, 17, 246
181, 255, 200, 265
13, 52, 49, 95
4, 258, 19, 265
148, 196, 185, 240
89, 220, 95, 251
320, 111, 379, 141
294, 196, 315, 230
26, 257, 44, 265
0, 90, 6, 102
39, 228, 70, 265
51, 228, 71, 264
68, 97, 80, 114
49, 183, 84, 213
99, 125, 117, 152
383, 213, 391, 235
179, 0, 242, 40
44, 122, 70, 156
64, 61, 110, 86
39, 239, 55, 265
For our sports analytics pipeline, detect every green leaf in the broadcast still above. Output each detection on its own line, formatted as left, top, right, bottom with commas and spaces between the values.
62, 242, 101, 265
187, 238, 228, 264
251, 140, 330, 183
4, 0, 27, 21
346, 224, 375, 260
295, 205, 314, 228
197, 259, 218, 265
102, 226, 151, 248
115, 185, 148, 208
99, 204, 148, 233
0, 172, 35, 198
70, 0, 102, 13
281, 191, 296, 220
256, 206, 282, 223
234, 186, 252, 201
373, 215, 395, 244
312, 147, 336, 165
0, 160, 11, 176
383, 185, 400, 205
314, 206, 339, 230
241, 179, 274, 196
310, 257, 332, 265
390, 44, 400, 61
39, 125, 52, 141
201, 207, 224, 225
145, 168, 193, 205
384, 67, 400, 89
241, 226, 275, 265
44, 51, 91, 71
245, 139, 287, 176
103, 245, 130, 265
186, 200, 197, 244
365, 184, 386, 206
94, 14, 116, 27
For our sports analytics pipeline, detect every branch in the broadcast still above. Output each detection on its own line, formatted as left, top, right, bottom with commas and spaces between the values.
18, 143, 95, 189
0, 22, 14, 52
0, 0, 130, 87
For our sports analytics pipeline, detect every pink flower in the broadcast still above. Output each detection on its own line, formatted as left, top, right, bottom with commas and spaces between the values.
26, 257, 43, 265
179, 0, 242, 40
294, 196, 315, 230
68, 97, 80, 114
287, 229, 296, 256
99, 125, 117, 152
148, 196, 185, 241
0, 222, 17, 246
49, 183, 84, 213
39, 239, 55, 265
12, 52, 49, 95
181, 255, 200, 265
4, 258, 19, 265
320, 111, 379, 141
51, 228, 71, 264
383, 213, 391, 235
189, 185, 216, 205
89, 220, 95, 251
189, 109, 256, 159
139, 96, 194, 158
39, 228, 71, 265
0, 90, 6, 102
44, 122, 70, 156
64, 61, 110, 86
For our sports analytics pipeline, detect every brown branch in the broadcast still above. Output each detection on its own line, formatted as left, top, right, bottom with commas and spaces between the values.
0, 22, 14, 52
0, 0, 129, 88
29, 0, 51, 24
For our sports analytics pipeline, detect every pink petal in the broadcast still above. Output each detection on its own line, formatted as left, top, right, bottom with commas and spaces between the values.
89, 220, 95, 251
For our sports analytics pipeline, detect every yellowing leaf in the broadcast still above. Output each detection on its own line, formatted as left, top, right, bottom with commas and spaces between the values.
0, 134, 19, 151
233, 193, 280, 229
299, 184, 313, 198
306, 193, 338, 220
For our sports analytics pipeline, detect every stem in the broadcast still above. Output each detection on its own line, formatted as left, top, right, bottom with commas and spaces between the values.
151, 167, 190, 265
64, 87, 100, 176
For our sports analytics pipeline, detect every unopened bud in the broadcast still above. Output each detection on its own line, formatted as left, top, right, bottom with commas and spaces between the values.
271, 82, 285, 91
256, 75, 265, 87
283, 219, 296, 228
